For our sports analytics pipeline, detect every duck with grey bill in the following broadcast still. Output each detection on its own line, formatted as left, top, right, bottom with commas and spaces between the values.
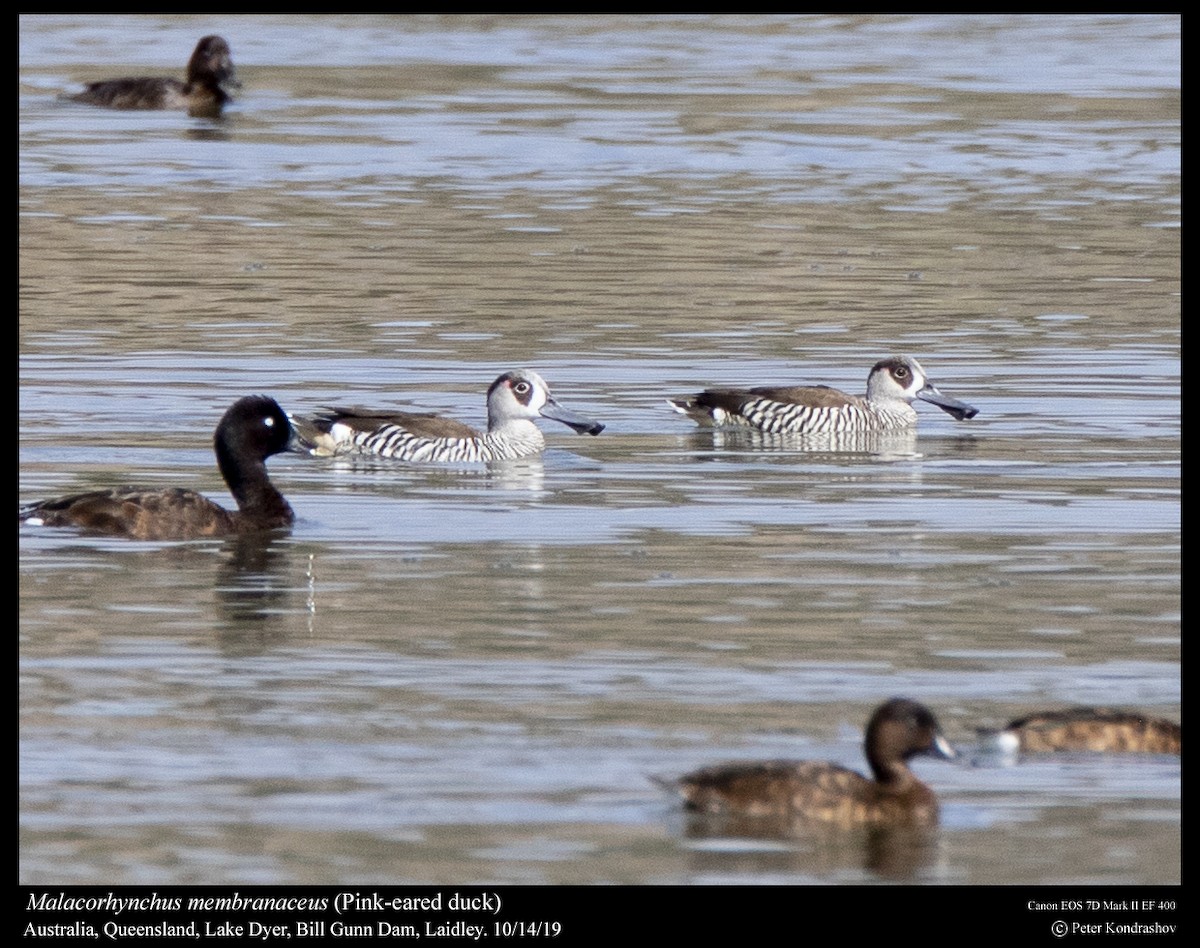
669, 355, 978, 435
19, 396, 295, 541
289, 369, 605, 463
655, 698, 957, 828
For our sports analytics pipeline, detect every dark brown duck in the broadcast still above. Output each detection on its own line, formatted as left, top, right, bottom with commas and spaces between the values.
65, 35, 240, 117
984, 707, 1181, 755
19, 396, 294, 541
660, 698, 957, 828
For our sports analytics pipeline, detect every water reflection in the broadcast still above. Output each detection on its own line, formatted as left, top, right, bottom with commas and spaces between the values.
213, 535, 299, 652
697, 426, 924, 458
306, 453, 551, 492
674, 816, 943, 882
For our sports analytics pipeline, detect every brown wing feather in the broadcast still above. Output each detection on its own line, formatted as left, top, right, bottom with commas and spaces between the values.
29, 487, 234, 541
685, 385, 862, 414
744, 384, 862, 408
320, 407, 481, 440
677, 759, 936, 826
1010, 708, 1181, 754
72, 77, 185, 110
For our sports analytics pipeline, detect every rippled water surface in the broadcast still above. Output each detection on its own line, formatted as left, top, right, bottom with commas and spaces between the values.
20, 14, 1179, 887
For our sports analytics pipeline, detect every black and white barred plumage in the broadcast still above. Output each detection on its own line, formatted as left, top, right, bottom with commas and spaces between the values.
290, 370, 604, 463
669, 356, 977, 435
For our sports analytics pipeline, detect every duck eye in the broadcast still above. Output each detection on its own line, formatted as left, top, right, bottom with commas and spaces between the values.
895, 367, 909, 379
514, 382, 530, 394
264, 416, 276, 427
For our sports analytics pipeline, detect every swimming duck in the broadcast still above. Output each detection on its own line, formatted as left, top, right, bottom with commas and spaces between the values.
65, 35, 240, 117
981, 707, 1181, 756
669, 355, 978, 434
19, 395, 294, 540
659, 698, 957, 827
289, 369, 605, 463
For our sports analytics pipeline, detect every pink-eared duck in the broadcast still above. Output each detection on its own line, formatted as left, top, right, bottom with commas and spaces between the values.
669, 356, 978, 434
289, 369, 605, 463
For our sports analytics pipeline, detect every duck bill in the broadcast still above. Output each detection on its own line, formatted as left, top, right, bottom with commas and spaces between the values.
286, 424, 318, 455
931, 733, 958, 760
916, 385, 978, 421
540, 399, 605, 436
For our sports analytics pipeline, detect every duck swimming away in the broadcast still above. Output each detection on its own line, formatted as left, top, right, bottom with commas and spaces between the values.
979, 707, 1181, 756
20, 396, 294, 541
289, 369, 605, 463
669, 355, 978, 434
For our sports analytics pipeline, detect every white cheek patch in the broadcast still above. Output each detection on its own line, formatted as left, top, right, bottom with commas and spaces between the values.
25, 516, 46, 526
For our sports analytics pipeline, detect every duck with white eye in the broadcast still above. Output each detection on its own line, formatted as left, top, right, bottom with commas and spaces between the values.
289, 370, 605, 463
19, 396, 294, 541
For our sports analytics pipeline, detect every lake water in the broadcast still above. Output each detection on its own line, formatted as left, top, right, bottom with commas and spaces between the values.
19, 14, 1179, 890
